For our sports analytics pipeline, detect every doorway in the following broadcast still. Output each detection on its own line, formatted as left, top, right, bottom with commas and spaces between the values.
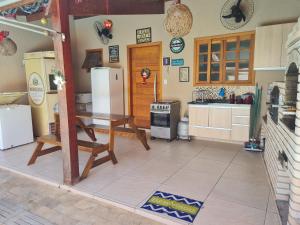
127, 42, 162, 128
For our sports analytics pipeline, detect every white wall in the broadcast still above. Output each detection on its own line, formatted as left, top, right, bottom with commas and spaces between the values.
0, 20, 53, 93
72, 0, 300, 115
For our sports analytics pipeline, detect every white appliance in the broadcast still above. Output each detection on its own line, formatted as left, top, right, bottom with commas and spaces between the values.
76, 93, 93, 126
91, 67, 124, 125
0, 105, 34, 150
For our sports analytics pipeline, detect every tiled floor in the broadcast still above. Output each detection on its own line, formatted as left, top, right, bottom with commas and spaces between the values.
0, 169, 162, 225
0, 132, 282, 225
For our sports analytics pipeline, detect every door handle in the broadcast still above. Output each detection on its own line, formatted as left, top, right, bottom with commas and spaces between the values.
115, 74, 118, 80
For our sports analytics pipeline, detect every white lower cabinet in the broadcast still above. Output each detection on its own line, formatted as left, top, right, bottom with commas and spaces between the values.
189, 104, 251, 142
231, 125, 249, 142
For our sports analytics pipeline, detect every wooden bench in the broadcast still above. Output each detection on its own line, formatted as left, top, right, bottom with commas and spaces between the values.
28, 115, 117, 180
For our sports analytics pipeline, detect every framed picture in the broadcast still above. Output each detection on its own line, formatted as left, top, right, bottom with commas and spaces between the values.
109, 45, 119, 63
179, 67, 189, 82
136, 27, 152, 44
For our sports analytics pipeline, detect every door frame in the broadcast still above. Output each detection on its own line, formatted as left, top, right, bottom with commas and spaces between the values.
127, 41, 163, 116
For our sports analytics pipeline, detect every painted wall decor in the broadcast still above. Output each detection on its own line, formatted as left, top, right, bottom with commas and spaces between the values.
141, 68, 151, 84
179, 67, 189, 82
170, 37, 185, 54
163, 57, 171, 66
94, 19, 113, 45
220, 0, 254, 30
109, 45, 119, 63
0, 31, 17, 56
171, 58, 184, 66
136, 27, 152, 44
164, 3, 193, 38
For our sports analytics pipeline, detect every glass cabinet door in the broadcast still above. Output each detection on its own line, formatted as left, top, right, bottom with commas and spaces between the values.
238, 37, 252, 82
198, 41, 209, 83
210, 41, 222, 83
224, 38, 238, 82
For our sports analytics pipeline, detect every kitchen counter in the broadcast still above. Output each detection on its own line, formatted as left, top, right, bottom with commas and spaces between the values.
189, 103, 251, 142
189, 102, 251, 108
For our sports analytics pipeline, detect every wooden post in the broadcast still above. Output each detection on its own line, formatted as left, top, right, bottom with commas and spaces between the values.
51, 0, 80, 185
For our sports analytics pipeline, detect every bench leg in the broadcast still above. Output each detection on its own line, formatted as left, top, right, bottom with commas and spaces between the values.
76, 118, 97, 142
81, 154, 96, 180
128, 119, 150, 150
28, 142, 44, 165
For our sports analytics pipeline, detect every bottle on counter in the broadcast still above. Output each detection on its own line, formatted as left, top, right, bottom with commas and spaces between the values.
229, 92, 235, 104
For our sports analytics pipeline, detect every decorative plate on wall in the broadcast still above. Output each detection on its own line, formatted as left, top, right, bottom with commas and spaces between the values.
170, 38, 185, 54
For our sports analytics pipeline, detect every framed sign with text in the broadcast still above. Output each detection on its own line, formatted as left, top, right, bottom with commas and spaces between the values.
109, 45, 119, 63
136, 27, 152, 44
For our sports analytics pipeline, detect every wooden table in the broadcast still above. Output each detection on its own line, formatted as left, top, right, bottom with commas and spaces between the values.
76, 111, 150, 154
28, 112, 150, 180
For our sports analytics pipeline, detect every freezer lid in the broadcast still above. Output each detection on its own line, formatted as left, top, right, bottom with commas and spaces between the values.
0, 92, 27, 105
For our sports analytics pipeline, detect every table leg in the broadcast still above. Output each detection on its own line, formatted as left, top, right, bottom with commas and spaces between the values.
109, 121, 118, 164
27, 142, 44, 165
76, 118, 97, 141
128, 118, 150, 150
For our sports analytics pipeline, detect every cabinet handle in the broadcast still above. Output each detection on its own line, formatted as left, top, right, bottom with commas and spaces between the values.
115, 74, 118, 80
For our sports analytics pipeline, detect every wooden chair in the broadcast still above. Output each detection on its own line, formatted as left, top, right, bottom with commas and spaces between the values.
27, 114, 117, 180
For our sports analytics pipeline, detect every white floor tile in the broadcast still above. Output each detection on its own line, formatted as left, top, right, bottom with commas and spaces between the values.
193, 196, 266, 225
210, 177, 270, 210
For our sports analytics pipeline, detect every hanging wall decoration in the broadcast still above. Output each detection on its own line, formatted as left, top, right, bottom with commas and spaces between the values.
136, 27, 152, 44
163, 57, 171, 66
141, 68, 151, 84
0, 0, 49, 16
0, 31, 17, 56
52, 69, 66, 91
170, 37, 185, 54
179, 67, 189, 82
94, 19, 113, 45
164, 2, 193, 38
171, 58, 184, 66
109, 45, 119, 63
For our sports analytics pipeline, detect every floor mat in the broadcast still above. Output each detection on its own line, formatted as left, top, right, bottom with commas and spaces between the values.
141, 191, 203, 223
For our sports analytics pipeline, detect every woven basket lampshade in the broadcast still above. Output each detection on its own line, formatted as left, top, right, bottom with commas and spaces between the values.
0, 38, 17, 56
164, 3, 193, 38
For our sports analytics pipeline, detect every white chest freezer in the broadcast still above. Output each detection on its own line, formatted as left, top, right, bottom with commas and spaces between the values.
0, 105, 34, 150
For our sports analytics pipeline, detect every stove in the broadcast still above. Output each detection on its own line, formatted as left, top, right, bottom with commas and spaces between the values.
150, 101, 180, 141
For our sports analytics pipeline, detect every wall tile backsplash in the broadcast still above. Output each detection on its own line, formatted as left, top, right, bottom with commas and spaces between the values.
195, 86, 255, 99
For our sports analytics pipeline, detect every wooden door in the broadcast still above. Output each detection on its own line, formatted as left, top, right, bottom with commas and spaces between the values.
128, 42, 162, 128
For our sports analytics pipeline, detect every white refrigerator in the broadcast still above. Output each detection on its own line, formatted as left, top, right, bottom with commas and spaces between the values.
91, 67, 124, 125
0, 105, 34, 150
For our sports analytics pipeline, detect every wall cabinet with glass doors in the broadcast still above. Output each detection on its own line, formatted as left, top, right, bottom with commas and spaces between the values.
194, 32, 255, 86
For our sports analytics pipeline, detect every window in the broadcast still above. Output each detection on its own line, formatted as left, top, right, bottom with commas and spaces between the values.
82, 49, 103, 72
194, 32, 255, 86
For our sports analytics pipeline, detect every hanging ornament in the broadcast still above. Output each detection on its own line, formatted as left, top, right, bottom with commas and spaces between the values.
141, 68, 151, 84
103, 19, 113, 29
52, 69, 66, 91
164, 2, 193, 38
40, 17, 48, 25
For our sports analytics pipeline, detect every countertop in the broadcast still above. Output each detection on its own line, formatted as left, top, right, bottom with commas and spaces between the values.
188, 101, 251, 108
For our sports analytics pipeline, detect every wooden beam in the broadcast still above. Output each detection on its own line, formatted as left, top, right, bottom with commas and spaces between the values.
51, 0, 80, 185
0, 0, 35, 11
68, 0, 165, 16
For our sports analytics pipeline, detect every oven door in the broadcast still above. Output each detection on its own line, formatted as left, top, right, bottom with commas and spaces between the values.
151, 112, 170, 128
